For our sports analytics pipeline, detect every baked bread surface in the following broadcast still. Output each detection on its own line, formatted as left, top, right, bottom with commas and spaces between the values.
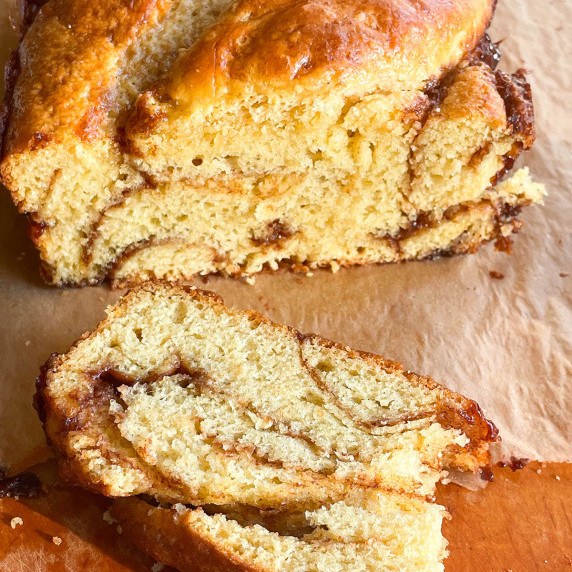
1, 0, 544, 285
4, 0, 494, 154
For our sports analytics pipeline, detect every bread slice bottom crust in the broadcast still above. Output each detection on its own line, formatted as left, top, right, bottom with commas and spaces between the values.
112, 491, 449, 572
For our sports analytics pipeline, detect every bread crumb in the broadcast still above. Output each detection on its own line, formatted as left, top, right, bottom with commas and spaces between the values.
151, 563, 164, 572
25, 340, 31, 346
103, 510, 117, 524
245, 276, 255, 285
555, 476, 561, 481
116, 525, 123, 534
10, 517, 23, 529
489, 270, 504, 280
52, 536, 62, 545
537, 469, 542, 474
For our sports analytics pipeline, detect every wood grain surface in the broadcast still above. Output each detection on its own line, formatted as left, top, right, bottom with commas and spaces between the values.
0, 461, 570, 572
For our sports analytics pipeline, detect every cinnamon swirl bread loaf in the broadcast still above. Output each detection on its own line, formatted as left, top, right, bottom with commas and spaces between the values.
2, 0, 544, 286
35, 283, 497, 570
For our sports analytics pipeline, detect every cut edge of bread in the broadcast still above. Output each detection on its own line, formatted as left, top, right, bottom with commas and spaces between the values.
35, 283, 497, 509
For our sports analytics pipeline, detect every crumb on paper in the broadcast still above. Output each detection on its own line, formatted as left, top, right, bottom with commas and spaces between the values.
52, 536, 62, 546
245, 276, 255, 286
555, 475, 561, 481
494, 235, 513, 254
537, 469, 542, 474
25, 340, 31, 346
10, 517, 23, 529
489, 270, 505, 280
306, 271, 314, 277
151, 563, 164, 572
116, 525, 123, 534
103, 510, 117, 524
560, 272, 569, 278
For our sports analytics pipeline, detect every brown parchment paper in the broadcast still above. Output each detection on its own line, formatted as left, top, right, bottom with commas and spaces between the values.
0, 0, 570, 473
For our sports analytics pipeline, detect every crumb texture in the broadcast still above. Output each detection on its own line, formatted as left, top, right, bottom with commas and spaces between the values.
37, 283, 495, 505
112, 492, 448, 572
37, 284, 498, 570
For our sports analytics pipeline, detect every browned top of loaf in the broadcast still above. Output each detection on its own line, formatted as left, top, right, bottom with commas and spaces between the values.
1, 0, 493, 157
1, 0, 170, 155
161, 0, 493, 105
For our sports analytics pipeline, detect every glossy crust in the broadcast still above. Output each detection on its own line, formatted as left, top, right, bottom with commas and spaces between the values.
156, 0, 493, 107
2, 0, 492, 154
1, 0, 169, 157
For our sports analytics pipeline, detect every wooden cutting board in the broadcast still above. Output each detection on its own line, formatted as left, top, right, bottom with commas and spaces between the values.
0, 461, 570, 571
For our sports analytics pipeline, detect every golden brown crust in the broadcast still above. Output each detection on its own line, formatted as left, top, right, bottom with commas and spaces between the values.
1, 0, 493, 159
158, 0, 493, 107
1, 0, 169, 157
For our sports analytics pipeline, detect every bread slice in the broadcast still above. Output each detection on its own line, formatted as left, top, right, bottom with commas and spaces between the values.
36, 283, 497, 570
1, 0, 544, 286
36, 283, 497, 509
112, 490, 449, 572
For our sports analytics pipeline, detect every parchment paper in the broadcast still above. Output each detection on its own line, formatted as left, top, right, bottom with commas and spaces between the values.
0, 0, 570, 472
